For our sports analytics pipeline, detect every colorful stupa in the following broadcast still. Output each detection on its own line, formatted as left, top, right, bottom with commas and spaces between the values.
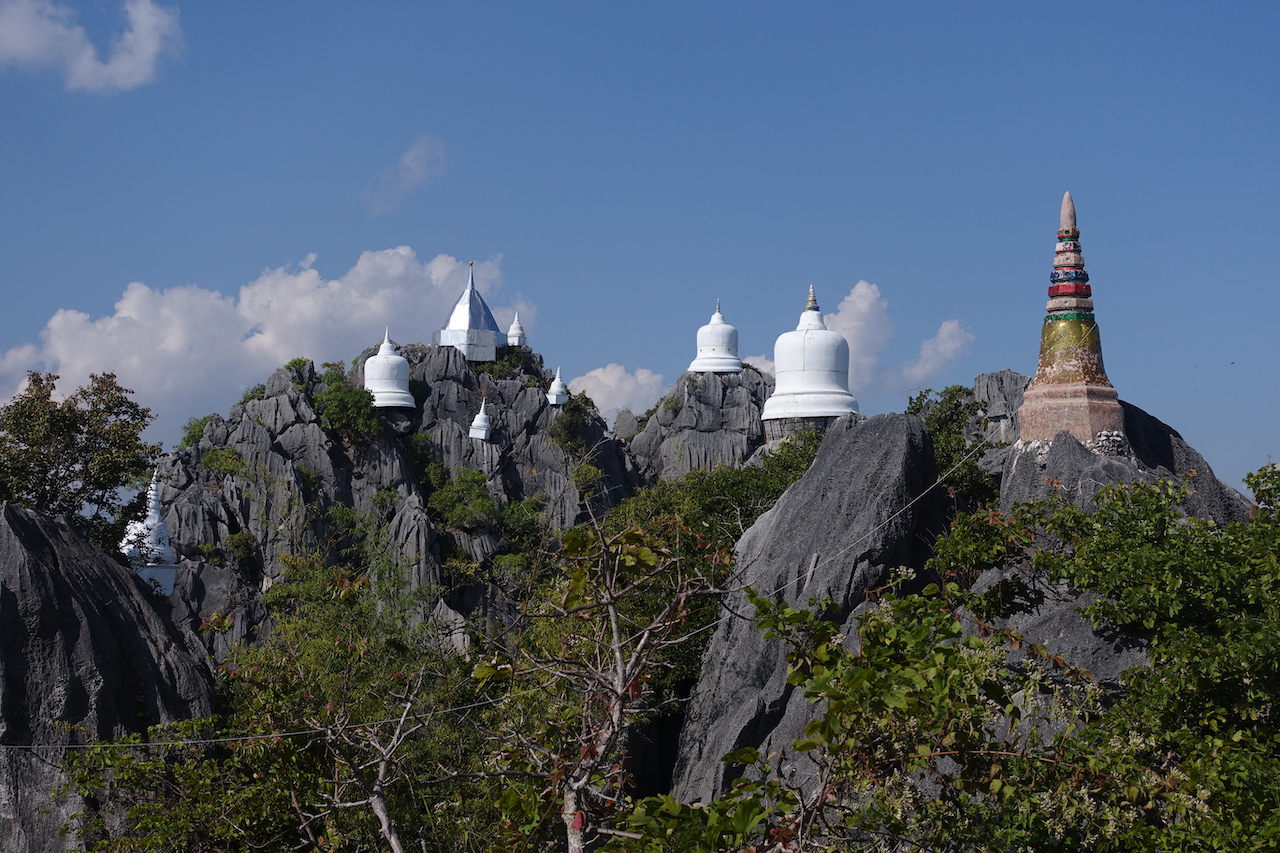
1016, 192, 1125, 444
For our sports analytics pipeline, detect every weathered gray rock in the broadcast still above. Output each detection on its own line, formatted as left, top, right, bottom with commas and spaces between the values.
628, 368, 773, 482
161, 344, 640, 650
0, 505, 214, 852
1000, 401, 1250, 525
974, 368, 1029, 445
670, 413, 947, 802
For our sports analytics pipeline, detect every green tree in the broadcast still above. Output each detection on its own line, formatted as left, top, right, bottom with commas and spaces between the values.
906, 384, 1000, 509
0, 371, 161, 549
614, 466, 1280, 851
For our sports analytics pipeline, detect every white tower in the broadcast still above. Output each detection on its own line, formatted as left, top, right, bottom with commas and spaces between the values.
121, 473, 179, 595
759, 285, 860, 441
506, 312, 527, 348
687, 299, 743, 373
434, 262, 503, 361
364, 329, 415, 408
547, 367, 570, 406
469, 400, 493, 441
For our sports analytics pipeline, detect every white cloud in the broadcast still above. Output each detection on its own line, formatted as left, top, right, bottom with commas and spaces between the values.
895, 319, 976, 388
821, 281, 896, 392
364, 135, 447, 214
0, 0, 181, 92
569, 364, 667, 425
0, 249, 521, 446
741, 353, 774, 376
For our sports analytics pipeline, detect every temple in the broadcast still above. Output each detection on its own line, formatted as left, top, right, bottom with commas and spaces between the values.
1016, 192, 1125, 445
506, 312, 527, 348
363, 329, 415, 408
434, 262, 504, 361
469, 400, 493, 441
687, 300, 743, 373
120, 473, 179, 595
759, 285, 860, 441
547, 367, 570, 406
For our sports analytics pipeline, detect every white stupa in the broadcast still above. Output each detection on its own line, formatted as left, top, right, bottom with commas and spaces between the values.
121, 473, 179, 595
506, 312, 527, 348
687, 299, 743, 373
434, 261, 503, 361
547, 367, 570, 406
469, 400, 493, 441
364, 329, 415, 408
759, 285, 860, 441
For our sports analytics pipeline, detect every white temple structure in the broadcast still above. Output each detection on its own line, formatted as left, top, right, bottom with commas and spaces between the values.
547, 367, 570, 406
434, 262, 503, 361
506, 312, 527, 348
687, 300, 743, 373
120, 473, 179, 595
469, 400, 493, 441
759, 285, 860, 441
364, 329, 415, 408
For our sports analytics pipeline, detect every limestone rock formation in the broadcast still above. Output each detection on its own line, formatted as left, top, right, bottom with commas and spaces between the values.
627, 368, 773, 482
0, 505, 214, 853
670, 413, 948, 802
159, 344, 638, 651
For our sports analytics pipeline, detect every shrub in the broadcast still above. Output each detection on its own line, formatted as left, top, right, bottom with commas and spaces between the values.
179, 415, 214, 450
314, 366, 379, 444
547, 392, 598, 457
201, 447, 244, 476
472, 346, 541, 382
284, 357, 310, 372
238, 384, 265, 405
225, 530, 258, 564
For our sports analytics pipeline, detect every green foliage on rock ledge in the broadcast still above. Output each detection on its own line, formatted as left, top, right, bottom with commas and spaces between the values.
314, 364, 379, 444
907, 384, 1000, 509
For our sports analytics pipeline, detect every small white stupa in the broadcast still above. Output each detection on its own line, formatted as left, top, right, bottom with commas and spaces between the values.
759, 285, 860, 441
121, 473, 179, 595
434, 261, 503, 361
687, 299, 743, 373
469, 400, 493, 441
547, 367, 570, 406
364, 329, 415, 408
506, 312, 527, 348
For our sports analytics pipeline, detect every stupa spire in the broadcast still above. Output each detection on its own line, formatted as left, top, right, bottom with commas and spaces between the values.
1016, 192, 1125, 446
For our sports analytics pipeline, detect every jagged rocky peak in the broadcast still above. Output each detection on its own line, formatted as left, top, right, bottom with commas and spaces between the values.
671, 413, 948, 802
0, 505, 214, 853
627, 366, 774, 482
157, 343, 640, 652
969, 369, 1249, 524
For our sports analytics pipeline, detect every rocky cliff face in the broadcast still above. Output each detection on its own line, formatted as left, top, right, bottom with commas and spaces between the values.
626, 368, 773, 483
970, 370, 1251, 525
159, 344, 639, 651
670, 413, 948, 802
0, 505, 214, 853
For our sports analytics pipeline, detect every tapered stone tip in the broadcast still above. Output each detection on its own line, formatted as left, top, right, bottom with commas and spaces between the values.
1060, 191, 1077, 231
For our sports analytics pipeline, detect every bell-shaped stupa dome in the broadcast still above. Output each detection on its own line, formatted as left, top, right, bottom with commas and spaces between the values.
469, 400, 493, 441
506, 312, 527, 348
547, 367, 570, 406
687, 299, 742, 373
364, 329, 415, 408
759, 285, 859, 441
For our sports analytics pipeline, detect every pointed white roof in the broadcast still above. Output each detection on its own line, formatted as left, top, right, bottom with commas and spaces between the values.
443, 262, 501, 334
547, 367, 570, 405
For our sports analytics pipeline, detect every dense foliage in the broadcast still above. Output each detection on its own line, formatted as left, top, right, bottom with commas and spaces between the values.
314, 362, 380, 443
906, 384, 1000, 509
0, 371, 161, 549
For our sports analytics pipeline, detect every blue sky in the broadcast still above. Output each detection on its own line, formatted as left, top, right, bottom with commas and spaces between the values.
1, 1, 1276, 490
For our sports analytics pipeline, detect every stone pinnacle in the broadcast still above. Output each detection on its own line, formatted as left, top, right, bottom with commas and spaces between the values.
1060, 191, 1076, 232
